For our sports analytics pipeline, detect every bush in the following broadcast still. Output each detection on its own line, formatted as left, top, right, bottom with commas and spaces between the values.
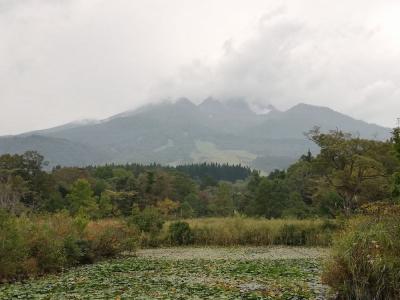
63, 237, 92, 265
25, 223, 67, 274
169, 221, 193, 245
323, 204, 400, 299
84, 219, 137, 258
129, 206, 164, 233
24, 213, 82, 272
0, 212, 77, 280
0, 213, 138, 282
0, 210, 28, 281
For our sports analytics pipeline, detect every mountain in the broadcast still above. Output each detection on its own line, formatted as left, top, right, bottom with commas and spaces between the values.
20, 119, 101, 137
0, 135, 109, 167
0, 99, 391, 172
250, 103, 389, 139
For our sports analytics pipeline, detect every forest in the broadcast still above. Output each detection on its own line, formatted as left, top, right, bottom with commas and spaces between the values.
1, 127, 400, 299
1, 128, 398, 219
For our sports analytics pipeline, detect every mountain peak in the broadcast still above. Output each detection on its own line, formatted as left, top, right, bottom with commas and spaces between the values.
286, 103, 335, 114
175, 97, 196, 107
199, 97, 222, 107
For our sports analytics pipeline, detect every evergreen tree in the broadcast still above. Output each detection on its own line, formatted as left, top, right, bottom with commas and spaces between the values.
66, 179, 98, 217
392, 127, 400, 202
98, 192, 113, 218
208, 182, 234, 216
394, 127, 400, 160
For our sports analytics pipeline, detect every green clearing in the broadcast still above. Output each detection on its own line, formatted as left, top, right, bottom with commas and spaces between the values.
0, 247, 330, 300
190, 140, 257, 166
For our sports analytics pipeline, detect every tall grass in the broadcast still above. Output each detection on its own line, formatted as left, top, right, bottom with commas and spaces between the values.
0, 212, 338, 282
322, 205, 400, 300
158, 216, 338, 247
0, 211, 137, 282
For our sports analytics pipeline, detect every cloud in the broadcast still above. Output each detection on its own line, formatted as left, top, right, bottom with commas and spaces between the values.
1, 0, 279, 135
149, 1, 400, 127
0, 0, 399, 135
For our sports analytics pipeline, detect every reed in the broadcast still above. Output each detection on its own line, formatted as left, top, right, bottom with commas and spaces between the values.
159, 216, 337, 247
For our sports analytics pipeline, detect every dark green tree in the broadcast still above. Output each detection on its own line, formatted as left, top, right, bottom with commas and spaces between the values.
253, 178, 290, 218
393, 127, 400, 160
392, 127, 400, 202
207, 182, 234, 216
183, 193, 206, 216
66, 179, 98, 217
0, 151, 55, 211
129, 205, 164, 233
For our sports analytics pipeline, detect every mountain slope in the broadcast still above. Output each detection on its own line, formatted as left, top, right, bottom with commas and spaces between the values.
0, 100, 391, 172
248, 103, 389, 140
0, 135, 109, 167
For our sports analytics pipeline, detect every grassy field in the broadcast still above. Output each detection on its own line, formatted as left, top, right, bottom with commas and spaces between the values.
0, 247, 331, 300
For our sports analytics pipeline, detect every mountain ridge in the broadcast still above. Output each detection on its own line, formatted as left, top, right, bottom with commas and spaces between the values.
0, 99, 391, 172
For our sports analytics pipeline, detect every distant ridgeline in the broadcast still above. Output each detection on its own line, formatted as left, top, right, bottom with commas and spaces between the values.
0, 99, 391, 173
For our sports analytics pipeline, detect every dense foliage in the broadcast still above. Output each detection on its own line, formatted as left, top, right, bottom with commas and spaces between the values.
0, 212, 136, 281
323, 203, 400, 299
322, 128, 400, 299
1, 129, 398, 220
168, 221, 193, 245
176, 163, 251, 185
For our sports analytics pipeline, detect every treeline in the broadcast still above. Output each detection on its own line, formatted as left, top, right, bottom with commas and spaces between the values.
176, 163, 252, 185
0, 158, 251, 218
1, 128, 400, 219
83, 161, 251, 184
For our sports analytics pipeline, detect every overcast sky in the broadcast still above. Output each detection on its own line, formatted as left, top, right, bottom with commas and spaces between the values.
1, 0, 400, 135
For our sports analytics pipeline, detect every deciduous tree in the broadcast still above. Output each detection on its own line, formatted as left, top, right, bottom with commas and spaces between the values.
308, 128, 389, 214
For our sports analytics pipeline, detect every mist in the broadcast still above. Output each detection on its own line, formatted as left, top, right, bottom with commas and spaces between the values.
1, 0, 399, 135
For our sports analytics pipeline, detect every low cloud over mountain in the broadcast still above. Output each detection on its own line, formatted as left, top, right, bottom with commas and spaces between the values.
0, 99, 390, 172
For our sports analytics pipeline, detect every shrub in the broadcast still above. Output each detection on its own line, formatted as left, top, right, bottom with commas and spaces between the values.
323, 204, 400, 299
0, 213, 138, 282
0, 210, 28, 281
63, 237, 92, 265
25, 213, 82, 271
84, 219, 137, 258
169, 221, 193, 245
25, 223, 67, 274
129, 206, 164, 233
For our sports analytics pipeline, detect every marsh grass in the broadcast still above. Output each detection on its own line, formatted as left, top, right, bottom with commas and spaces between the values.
0, 212, 337, 282
158, 216, 338, 247
322, 213, 400, 300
